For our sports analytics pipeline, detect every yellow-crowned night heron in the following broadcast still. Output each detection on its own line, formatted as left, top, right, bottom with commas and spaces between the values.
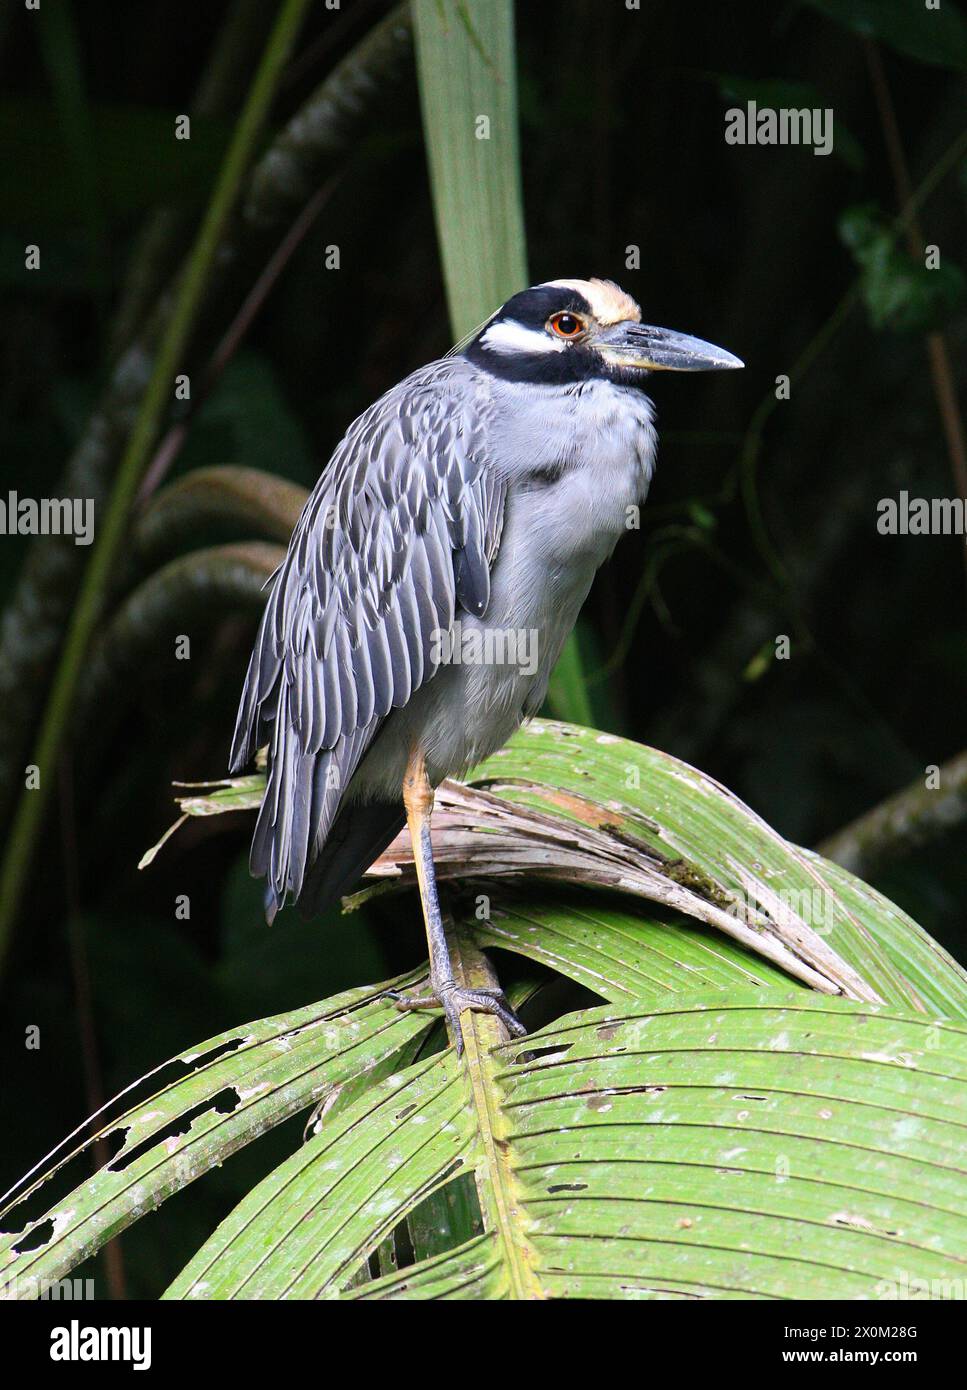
231, 278, 742, 1044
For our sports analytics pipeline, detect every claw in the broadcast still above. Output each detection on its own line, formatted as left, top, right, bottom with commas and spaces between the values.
391, 979, 526, 1054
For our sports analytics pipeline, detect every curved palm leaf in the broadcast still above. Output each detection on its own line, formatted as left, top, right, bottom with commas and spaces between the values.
147, 719, 967, 1012
0, 973, 434, 1297
164, 940, 967, 1300
8, 722, 966, 1299
466, 720, 967, 1017
0, 876, 799, 1297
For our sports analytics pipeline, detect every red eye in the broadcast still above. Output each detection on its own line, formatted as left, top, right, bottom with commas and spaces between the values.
549, 311, 585, 339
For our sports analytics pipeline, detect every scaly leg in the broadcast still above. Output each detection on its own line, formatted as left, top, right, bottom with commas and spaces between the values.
391, 746, 525, 1053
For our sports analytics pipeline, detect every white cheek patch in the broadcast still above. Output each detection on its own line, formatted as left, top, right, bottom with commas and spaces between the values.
480, 319, 565, 356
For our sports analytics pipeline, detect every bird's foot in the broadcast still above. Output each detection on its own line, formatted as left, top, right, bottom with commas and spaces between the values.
388, 979, 526, 1054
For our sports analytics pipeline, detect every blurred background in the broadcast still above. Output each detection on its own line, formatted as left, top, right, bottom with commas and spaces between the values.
0, 0, 964, 1295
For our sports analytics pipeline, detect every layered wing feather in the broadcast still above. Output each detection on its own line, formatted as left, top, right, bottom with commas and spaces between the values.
230, 358, 504, 918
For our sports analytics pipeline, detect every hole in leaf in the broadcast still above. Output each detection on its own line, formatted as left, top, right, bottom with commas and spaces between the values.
108, 1088, 240, 1172
518, 1043, 573, 1064
13, 1218, 55, 1254
1, 1040, 247, 1235
339, 1167, 482, 1294
0, 1127, 129, 1236
105, 1038, 245, 1116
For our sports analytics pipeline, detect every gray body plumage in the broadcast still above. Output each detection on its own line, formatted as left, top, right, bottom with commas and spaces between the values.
231, 357, 654, 918
353, 365, 656, 795
231, 277, 739, 922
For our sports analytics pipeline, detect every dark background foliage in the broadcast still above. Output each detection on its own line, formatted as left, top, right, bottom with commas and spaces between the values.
0, 0, 964, 1296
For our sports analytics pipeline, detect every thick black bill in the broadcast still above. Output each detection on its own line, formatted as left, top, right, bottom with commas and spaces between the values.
599, 322, 744, 372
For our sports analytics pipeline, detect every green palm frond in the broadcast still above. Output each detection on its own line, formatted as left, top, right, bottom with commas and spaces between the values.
6, 722, 967, 1300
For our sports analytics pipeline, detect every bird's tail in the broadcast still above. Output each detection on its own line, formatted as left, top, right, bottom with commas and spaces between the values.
296, 797, 405, 921
250, 685, 381, 922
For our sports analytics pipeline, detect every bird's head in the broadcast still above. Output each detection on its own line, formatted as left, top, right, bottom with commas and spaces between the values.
464, 277, 743, 386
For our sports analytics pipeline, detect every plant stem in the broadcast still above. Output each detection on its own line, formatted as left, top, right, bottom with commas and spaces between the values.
0, 0, 312, 974
818, 749, 967, 878
863, 39, 967, 594
137, 178, 338, 505
0, 7, 413, 830
58, 757, 126, 1299
109, 0, 272, 358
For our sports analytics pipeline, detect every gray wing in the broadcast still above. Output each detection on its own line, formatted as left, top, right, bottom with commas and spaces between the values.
230, 358, 505, 918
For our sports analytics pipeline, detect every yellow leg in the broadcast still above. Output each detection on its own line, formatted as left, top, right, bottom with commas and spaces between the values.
394, 746, 525, 1052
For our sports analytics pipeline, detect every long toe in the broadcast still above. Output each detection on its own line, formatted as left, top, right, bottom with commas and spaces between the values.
441, 984, 527, 1050
389, 980, 526, 1051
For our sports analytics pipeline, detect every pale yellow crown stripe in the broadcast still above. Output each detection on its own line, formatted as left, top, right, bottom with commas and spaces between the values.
541, 277, 641, 326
